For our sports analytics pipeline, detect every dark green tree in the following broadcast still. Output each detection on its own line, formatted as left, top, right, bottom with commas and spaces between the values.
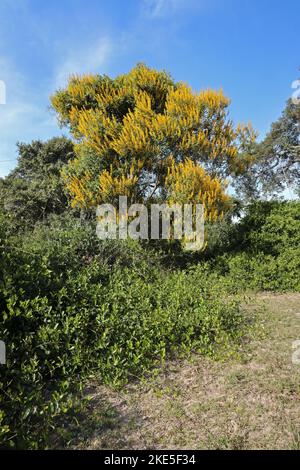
0, 137, 75, 229
234, 98, 300, 199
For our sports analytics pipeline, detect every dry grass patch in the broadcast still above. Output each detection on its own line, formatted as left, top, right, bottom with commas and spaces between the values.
61, 293, 300, 450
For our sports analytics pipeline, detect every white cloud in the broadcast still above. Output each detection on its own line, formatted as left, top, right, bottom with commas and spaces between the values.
0, 56, 59, 177
0, 99, 59, 177
0, 35, 113, 177
142, 0, 197, 18
54, 37, 112, 89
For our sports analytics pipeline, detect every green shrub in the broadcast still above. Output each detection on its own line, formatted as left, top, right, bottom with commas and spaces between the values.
0, 217, 247, 449
244, 201, 300, 256
211, 201, 300, 292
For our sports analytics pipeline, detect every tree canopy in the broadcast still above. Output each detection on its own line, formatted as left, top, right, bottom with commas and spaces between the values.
0, 137, 75, 229
51, 64, 255, 221
234, 98, 300, 199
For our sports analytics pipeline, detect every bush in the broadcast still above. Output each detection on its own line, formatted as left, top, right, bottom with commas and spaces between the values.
0, 216, 247, 449
228, 251, 300, 292
211, 201, 300, 292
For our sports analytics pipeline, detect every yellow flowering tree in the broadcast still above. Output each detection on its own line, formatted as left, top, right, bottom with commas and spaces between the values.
51, 63, 255, 219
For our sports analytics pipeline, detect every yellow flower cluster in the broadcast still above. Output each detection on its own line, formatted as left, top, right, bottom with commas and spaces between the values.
66, 173, 95, 208
98, 167, 139, 203
165, 158, 230, 222
51, 64, 254, 219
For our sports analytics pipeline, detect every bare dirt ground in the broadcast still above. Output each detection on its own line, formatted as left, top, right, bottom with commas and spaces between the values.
64, 293, 300, 450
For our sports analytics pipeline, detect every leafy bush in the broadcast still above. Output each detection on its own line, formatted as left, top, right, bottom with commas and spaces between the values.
239, 201, 300, 256
225, 250, 300, 292
0, 216, 247, 449
212, 201, 300, 292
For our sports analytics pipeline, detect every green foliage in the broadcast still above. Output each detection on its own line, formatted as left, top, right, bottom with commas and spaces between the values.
0, 70, 297, 451
0, 215, 246, 449
204, 199, 243, 258
246, 202, 300, 256
234, 99, 300, 198
212, 201, 300, 292
223, 249, 300, 292
0, 137, 75, 231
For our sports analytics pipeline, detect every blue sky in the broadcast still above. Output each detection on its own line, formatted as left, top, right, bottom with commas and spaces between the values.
0, 0, 299, 177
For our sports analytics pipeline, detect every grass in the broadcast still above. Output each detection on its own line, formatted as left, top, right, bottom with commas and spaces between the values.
57, 293, 300, 450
